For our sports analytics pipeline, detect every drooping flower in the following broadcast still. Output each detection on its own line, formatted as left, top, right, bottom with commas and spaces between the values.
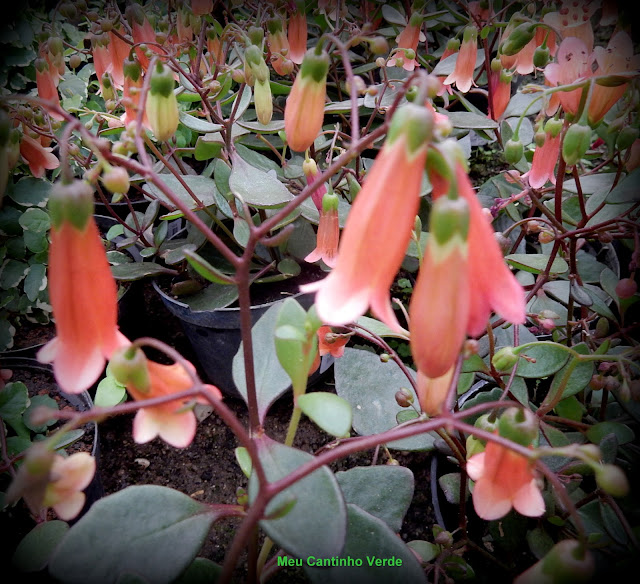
19, 133, 59, 178
388, 12, 424, 71
41, 452, 96, 520
146, 61, 179, 142
288, 6, 308, 64
267, 16, 291, 76
437, 38, 460, 96
302, 157, 327, 210
121, 56, 147, 128
317, 325, 350, 358
191, 0, 213, 16
444, 26, 478, 93
544, 37, 592, 117
302, 104, 434, 332
428, 152, 526, 338
37, 180, 126, 393
416, 366, 455, 416
488, 64, 512, 120
305, 191, 340, 268
107, 27, 131, 90
35, 56, 64, 121
111, 347, 222, 449
126, 3, 162, 71
588, 31, 640, 126
284, 48, 329, 152
91, 36, 113, 95
525, 121, 562, 189
499, 21, 539, 75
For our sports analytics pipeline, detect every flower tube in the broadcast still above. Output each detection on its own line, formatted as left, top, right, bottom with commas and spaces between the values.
444, 26, 478, 93
302, 104, 434, 331
526, 119, 562, 189
305, 190, 340, 268
267, 16, 291, 76
19, 133, 59, 178
284, 48, 329, 152
288, 5, 308, 64
37, 180, 126, 393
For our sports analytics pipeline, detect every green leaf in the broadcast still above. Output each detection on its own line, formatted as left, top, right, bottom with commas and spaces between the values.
381, 4, 407, 25
7, 177, 50, 207
0, 381, 29, 426
173, 558, 221, 584
506, 254, 568, 275
144, 175, 220, 210
444, 111, 498, 130
298, 392, 352, 438
179, 282, 239, 311
334, 348, 435, 451
548, 342, 594, 399
353, 316, 410, 340
23, 394, 58, 432
178, 111, 222, 134
237, 119, 286, 133
407, 540, 441, 563
18, 207, 50, 233
304, 504, 426, 584
516, 343, 571, 378
335, 466, 414, 533
438, 473, 468, 504
49, 486, 218, 584
586, 422, 635, 446
95, 376, 127, 408
606, 168, 640, 203
234, 447, 252, 478
0, 259, 29, 289
110, 263, 177, 281
0, 319, 16, 351
184, 249, 235, 284
248, 437, 347, 560
233, 300, 297, 421
526, 527, 555, 560
229, 154, 292, 209
12, 520, 69, 573
565, 173, 617, 196
462, 354, 489, 373
555, 395, 585, 422
229, 85, 252, 120
23, 263, 47, 302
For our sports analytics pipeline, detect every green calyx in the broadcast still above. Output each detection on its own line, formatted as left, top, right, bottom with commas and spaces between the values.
462, 26, 477, 44
245, 44, 264, 68
321, 191, 339, 213
429, 196, 469, 246
300, 48, 329, 83
408, 12, 424, 27
500, 22, 537, 56
498, 406, 538, 446
544, 118, 563, 138
248, 25, 264, 46
266, 17, 284, 36
123, 57, 142, 82
125, 3, 145, 26
562, 123, 592, 166
492, 346, 519, 372
386, 104, 434, 157
109, 346, 151, 393
49, 179, 95, 230
150, 62, 175, 97
505, 138, 524, 164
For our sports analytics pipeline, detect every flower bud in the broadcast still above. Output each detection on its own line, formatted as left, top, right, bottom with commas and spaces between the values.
616, 127, 639, 151
498, 407, 538, 446
578, 444, 601, 462
147, 62, 179, 142
109, 346, 151, 393
594, 317, 609, 338
69, 53, 82, 69
492, 346, 519, 372
505, 138, 524, 164
515, 539, 594, 584
500, 22, 537, 56
595, 464, 629, 497
368, 36, 389, 55
532, 46, 550, 68
544, 118, 563, 138
49, 179, 95, 230
248, 25, 264, 46
254, 79, 273, 125
101, 166, 130, 194
562, 123, 592, 166
395, 388, 414, 407
615, 277, 637, 299
538, 230, 555, 244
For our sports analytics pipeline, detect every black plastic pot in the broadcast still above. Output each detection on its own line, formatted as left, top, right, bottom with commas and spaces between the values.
153, 282, 333, 398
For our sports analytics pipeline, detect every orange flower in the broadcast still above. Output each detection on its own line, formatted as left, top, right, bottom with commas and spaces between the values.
302, 157, 327, 210
388, 13, 423, 71
35, 58, 64, 121
525, 126, 562, 189
499, 22, 538, 75
19, 134, 59, 178
267, 16, 291, 76
488, 67, 512, 120
429, 156, 526, 337
467, 439, 545, 520
284, 48, 329, 152
288, 8, 307, 64
317, 325, 349, 358
37, 180, 126, 393
588, 31, 640, 126
113, 349, 222, 449
41, 452, 96, 520
444, 26, 478, 93
416, 367, 455, 416
191, 0, 212, 16
306, 192, 340, 268
126, 4, 162, 71
302, 104, 433, 332
122, 60, 147, 128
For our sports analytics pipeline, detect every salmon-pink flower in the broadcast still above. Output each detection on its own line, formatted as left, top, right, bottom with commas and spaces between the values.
388, 13, 424, 71
499, 24, 538, 75
429, 155, 526, 337
544, 37, 592, 117
306, 191, 340, 268
444, 26, 478, 93
191, 0, 212, 16
35, 58, 64, 121
41, 452, 96, 520
467, 438, 545, 520
122, 58, 147, 128
543, 1, 595, 53
303, 104, 434, 332
126, 4, 162, 71
107, 29, 130, 89
588, 31, 640, 126
37, 180, 126, 393
91, 36, 114, 95
284, 48, 329, 152
302, 157, 327, 210
288, 7, 307, 64
177, 8, 193, 43
525, 126, 562, 189
437, 38, 460, 96
488, 67, 512, 120
416, 366, 455, 416
317, 325, 349, 358
19, 134, 59, 178
267, 16, 291, 76
112, 349, 222, 449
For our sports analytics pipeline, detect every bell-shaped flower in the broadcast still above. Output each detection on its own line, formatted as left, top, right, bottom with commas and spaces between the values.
302, 157, 327, 210
544, 37, 592, 117
146, 61, 179, 142
428, 147, 526, 337
107, 28, 130, 90
525, 122, 562, 189
305, 191, 340, 268
488, 64, 512, 120
589, 31, 640, 126
388, 12, 424, 71
317, 325, 349, 358
19, 133, 59, 178
410, 196, 471, 378
284, 48, 329, 152
191, 0, 212, 16
176, 7, 194, 43
267, 16, 291, 76
437, 38, 460, 96
288, 6, 307, 64
37, 180, 126, 393
111, 347, 222, 449
91, 36, 113, 96
126, 4, 162, 71
302, 104, 434, 332
35, 57, 64, 121
42, 452, 96, 520
444, 26, 478, 93
416, 366, 455, 417
121, 56, 147, 128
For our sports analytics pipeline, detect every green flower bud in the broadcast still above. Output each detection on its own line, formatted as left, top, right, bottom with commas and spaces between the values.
515, 540, 594, 584
534, 131, 546, 147
69, 53, 82, 69
386, 103, 434, 156
430, 196, 470, 245
616, 126, 639, 151
254, 79, 273, 125
500, 22, 537, 56
248, 25, 264, 46
147, 62, 179, 142
562, 123, 592, 166
395, 388, 414, 407
595, 463, 630, 497
49, 179, 95, 230
48, 36, 64, 56
498, 407, 538, 446
299, 48, 330, 83
101, 165, 130, 194
544, 118, 563, 138
149, 61, 175, 98
492, 346, 519, 372
533, 46, 550, 68
109, 346, 151, 393
505, 138, 524, 164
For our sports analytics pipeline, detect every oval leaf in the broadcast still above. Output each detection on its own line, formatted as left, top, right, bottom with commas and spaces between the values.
516, 343, 570, 378
229, 154, 292, 208
506, 254, 568, 275
298, 392, 353, 438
